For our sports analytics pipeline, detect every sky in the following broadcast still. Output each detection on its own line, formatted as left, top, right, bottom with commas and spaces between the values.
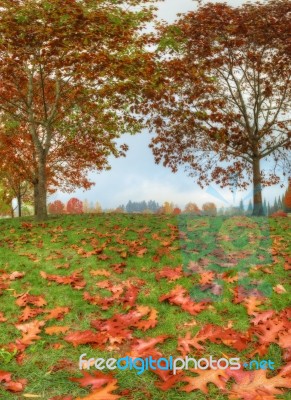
50, 0, 289, 211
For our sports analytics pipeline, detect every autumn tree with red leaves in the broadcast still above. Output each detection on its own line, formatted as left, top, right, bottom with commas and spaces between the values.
0, 0, 157, 220
284, 179, 291, 212
48, 200, 65, 215
67, 198, 83, 215
0, 120, 106, 216
146, 0, 291, 216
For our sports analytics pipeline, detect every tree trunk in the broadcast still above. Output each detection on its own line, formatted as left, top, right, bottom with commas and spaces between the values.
33, 181, 38, 217
35, 159, 48, 221
252, 157, 264, 216
17, 187, 22, 218
11, 204, 14, 218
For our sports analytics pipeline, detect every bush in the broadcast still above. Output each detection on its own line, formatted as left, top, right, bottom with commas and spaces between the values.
271, 210, 287, 217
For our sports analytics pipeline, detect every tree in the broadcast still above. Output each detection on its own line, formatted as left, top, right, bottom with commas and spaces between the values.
124, 200, 160, 213
141, 201, 147, 212
148, 200, 160, 212
67, 198, 83, 214
114, 206, 125, 213
263, 199, 268, 216
284, 179, 291, 212
48, 200, 65, 215
202, 202, 217, 216
83, 200, 90, 214
93, 202, 102, 214
278, 196, 283, 210
22, 203, 34, 217
126, 201, 134, 213
218, 206, 225, 216
0, 182, 14, 217
142, 208, 153, 214
0, 174, 32, 217
247, 200, 253, 215
239, 199, 245, 213
0, 124, 34, 216
0, 116, 104, 216
184, 202, 200, 214
267, 202, 271, 216
161, 201, 174, 214
147, 0, 291, 216
0, 0, 156, 220
173, 207, 181, 215
273, 197, 279, 213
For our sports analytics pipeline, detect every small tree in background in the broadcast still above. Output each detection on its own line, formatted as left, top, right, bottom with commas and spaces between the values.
83, 200, 90, 213
114, 206, 125, 213
67, 198, 83, 214
284, 180, 291, 213
278, 196, 283, 210
218, 207, 225, 216
159, 201, 174, 214
48, 200, 65, 215
202, 202, 217, 216
142, 208, 153, 214
22, 204, 34, 217
93, 202, 102, 214
173, 207, 181, 215
239, 199, 245, 214
263, 199, 268, 216
0, 182, 14, 217
247, 200, 253, 215
184, 202, 200, 215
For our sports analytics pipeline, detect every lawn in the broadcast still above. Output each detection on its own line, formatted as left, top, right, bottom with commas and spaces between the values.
0, 214, 290, 399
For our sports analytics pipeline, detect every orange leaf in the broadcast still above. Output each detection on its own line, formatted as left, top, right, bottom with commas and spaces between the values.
181, 368, 227, 393
45, 326, 69, 335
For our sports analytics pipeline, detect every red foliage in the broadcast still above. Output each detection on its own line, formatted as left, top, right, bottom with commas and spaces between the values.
271, 210, 287, 217
159, 285, 209, 315
173, 207, 181, 215
66, 198, 83, 214
48, 200, 65, 215
284, 180, 291, 211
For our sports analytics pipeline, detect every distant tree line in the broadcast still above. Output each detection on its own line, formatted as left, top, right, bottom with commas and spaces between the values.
217, 184, 291, 216
121, 200, 160, 213
47, 198, 101, 215
2, 179, 290, 218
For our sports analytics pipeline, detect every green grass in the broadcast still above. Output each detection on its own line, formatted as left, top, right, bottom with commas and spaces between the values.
0, 213, 290, 399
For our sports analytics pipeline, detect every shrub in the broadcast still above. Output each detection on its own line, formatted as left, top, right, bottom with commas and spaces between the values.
271, 210, 287, 217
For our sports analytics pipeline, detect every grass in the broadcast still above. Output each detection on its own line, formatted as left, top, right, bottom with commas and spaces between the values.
0, 213, 290, 399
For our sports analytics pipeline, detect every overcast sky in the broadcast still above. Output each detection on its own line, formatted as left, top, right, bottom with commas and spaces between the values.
51, 0, 288, 210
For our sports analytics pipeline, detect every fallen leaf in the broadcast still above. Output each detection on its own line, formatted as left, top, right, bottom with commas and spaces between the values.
45, 326, 69, 335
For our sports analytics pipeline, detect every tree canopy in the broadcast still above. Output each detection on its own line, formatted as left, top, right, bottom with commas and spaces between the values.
0, 0, 156, 219
146, 0, 291, 215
